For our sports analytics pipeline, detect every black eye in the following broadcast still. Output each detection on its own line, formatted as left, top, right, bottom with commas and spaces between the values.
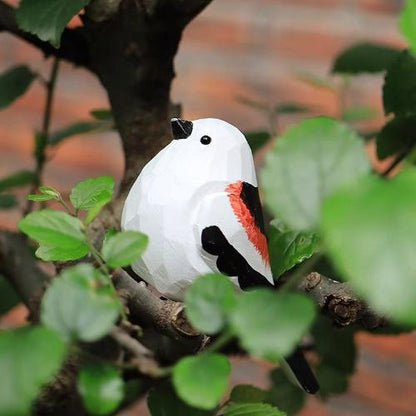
200, 135, 211, 145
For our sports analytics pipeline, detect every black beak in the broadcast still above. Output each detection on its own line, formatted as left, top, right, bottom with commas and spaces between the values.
171, 118, 193, 140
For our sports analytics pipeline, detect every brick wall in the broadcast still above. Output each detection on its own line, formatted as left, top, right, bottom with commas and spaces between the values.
1, 1, 415, 415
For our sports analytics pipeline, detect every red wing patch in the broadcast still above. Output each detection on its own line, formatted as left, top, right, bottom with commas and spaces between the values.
225, 181, 270, 266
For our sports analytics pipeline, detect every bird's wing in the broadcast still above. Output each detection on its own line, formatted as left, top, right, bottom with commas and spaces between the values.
194, 180, 274, 289
194, 181, 320, 395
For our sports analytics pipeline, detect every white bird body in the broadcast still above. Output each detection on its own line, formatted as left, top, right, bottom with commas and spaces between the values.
121, 117, 319, 394
121, 118, 272, 300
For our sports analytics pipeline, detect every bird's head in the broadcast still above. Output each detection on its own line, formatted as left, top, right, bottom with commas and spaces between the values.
167, 118, 255, 184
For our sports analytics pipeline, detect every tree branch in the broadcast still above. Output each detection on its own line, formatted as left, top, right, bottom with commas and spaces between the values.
113, 269, 208, 365
0, 0, 89, 68
113, 269, 203, 351
109, 326, 164, 376
299, 272, 387, 329
0, 230, 49, 314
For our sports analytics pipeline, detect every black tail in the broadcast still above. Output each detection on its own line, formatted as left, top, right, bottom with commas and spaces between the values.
284, 347, 319, 394
199, 223, 319, 393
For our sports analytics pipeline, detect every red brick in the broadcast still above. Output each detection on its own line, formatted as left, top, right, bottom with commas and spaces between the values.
0, 304, 28, 328
273, 29, 351, 61
357, 0, 401, 15
299, 397, 332, 416
184, 19, 251, 50
350, 364, 416, 415
267, 0, 337, 6
358, 332, 416, 363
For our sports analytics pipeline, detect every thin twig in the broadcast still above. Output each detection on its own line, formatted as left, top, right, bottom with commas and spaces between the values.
202, 331, 233, 354
267, 107, 278, 138
381, 144, 413, 177
85, 230, 109, 276
110, 326, 153, 357
83, 228, 128, 321
109, 326, 166, 376
0, 0, 89, 67
25, 58, 60, 214
57, 197, 76, 216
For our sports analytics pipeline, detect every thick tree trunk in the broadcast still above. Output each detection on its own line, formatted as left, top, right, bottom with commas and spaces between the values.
83, 0, 206, 193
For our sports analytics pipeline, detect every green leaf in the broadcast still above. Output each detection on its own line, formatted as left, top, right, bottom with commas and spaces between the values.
0, 194, 17, 209
383, 49, 416, 116
104, 227, 117, 241
312, 316, 356, 374
41, 264, 120, 342
275, 103, 310, 114
39, 185, 60, 198
341, 105, 377, 122
0, 274, 20, 314
0, 326, 65, 416
332, 43, 400, 74
48, 121, 109, 145
399, 0, 416, 55
27, 194, 55, 201
27, 185, 61, 202
230, 290, 315, 359
185, 273, 236, 335
77, 364, 124, 415
244, 131, 270, 153
101, 230, 148, 268
267, 369, 305, 416
70, 176, 114, 211
0, 65, 35, 109
311, 316, 356, 397
223, 403, 286, 416
34, 243, 88, 262
0, 170, 35, 192
268, 219, 317, 278
18, 209, 88, 261
315, 364, 348, 398
173, 353, 230, 410
90, 108, 113, 121
84, 198, 109, 224
230, 385, 268, 404
122, 379, 144, 408
294, 72, 335, 91
15, 0, 90, 48
261, 117, 370, 230
376, 116, 416, 160
148, 382, 213, 416
322, 170, 416, 325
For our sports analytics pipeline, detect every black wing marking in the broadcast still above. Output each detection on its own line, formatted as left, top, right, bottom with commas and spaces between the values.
201, 224, 320, 395
201, 225, 273, 289
240, 182, 266, 233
